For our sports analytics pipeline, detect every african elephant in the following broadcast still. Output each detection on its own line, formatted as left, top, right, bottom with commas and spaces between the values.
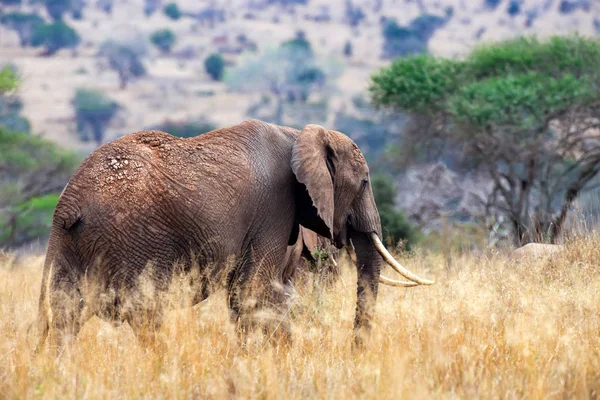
36, 119, 434, 351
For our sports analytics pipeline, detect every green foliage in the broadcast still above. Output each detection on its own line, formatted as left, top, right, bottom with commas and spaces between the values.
204, 53, 225, 81
449, 72, 593, 132
0, 65, 18, 93
0, 12, 44, 47
370, 54, 463, 112
0, 65, 30, 133
370, 35, 600, 245
507, 0, 520, 16
72, 89, 119, 145
31, 21, 80, 55
371, 174, 418, 248
43, 0, 73, 20
152, 119, 216, 138
163, 2, 181, 20
0, 127, 79, 248
150, 29, 176, 54
281, 32, 313, 56
371, 35, 600, 129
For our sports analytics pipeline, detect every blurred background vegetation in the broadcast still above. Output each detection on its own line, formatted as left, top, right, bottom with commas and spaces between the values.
1, 0, 600, 252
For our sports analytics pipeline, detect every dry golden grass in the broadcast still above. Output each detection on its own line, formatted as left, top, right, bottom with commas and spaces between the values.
1, 236, 600, 399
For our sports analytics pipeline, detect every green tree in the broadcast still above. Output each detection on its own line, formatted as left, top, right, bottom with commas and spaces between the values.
163, 2, 181, 20
0, 65, 18, 93
0, 70, 78, 248
204, 53, 225, 81
0, 127, 78, 248
370, 35, 600, 245
0, 65, 30, 133
31, 21, 80, 55
98, 40, 147, 89
150, 29, 176, 54
0, 12, 44, 47
72, 89, 119, 146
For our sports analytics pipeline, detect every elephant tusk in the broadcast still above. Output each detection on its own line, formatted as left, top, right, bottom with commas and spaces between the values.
331, 257, 338, 268
370, 233, 435, 285
379, 275, 418, 287
346, 242, 421, 288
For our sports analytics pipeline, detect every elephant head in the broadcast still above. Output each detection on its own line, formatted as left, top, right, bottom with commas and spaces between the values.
291, 124, 434, 346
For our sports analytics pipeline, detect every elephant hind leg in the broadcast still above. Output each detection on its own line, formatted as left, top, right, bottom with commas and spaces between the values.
46, 281, 87, 355
228, 272, 292, 349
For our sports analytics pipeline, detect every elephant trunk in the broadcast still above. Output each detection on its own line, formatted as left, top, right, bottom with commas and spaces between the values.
350, 230, 382, 349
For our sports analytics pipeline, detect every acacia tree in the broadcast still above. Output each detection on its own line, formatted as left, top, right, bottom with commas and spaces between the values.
370, 35, 600, 245
72, 88, 119, 146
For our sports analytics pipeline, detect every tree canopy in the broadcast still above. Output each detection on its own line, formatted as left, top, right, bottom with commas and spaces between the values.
370, 35, 600, 245
31, 21, 80, 55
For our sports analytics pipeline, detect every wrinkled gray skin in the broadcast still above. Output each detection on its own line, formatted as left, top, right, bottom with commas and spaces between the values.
37, 119, 383, 351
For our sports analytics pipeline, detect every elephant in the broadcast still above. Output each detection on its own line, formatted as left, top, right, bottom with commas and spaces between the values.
36, 119, 434, 352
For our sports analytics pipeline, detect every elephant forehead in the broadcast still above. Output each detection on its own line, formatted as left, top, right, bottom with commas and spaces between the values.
329, 130, 367, 166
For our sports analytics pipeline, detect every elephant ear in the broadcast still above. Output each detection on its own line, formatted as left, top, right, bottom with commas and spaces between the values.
291, 125, 334, 240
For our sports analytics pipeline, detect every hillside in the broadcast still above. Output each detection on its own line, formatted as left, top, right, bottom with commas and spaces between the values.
1, 0, 599, 153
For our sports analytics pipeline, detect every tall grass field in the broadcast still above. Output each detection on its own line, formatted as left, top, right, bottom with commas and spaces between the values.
1, 235, 599, 398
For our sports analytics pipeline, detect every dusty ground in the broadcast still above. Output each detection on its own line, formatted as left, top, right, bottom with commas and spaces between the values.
1, 0, 599, 152
1, 235, 599, 398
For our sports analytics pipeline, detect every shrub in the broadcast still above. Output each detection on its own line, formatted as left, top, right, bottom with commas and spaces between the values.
507, 0, 520, 16
0, 65, 18, 93
204, 53, 225, 81
72, 89, 119, 146
31, 21, 80, 55
163, 2, 181, 20
0, 127, 78, 248
150, 29, 176, 54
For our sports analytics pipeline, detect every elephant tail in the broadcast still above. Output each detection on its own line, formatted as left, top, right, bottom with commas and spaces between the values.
35, 232, 59, 353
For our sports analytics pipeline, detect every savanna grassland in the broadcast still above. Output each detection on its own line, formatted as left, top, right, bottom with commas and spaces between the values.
1, 237, 600, 399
